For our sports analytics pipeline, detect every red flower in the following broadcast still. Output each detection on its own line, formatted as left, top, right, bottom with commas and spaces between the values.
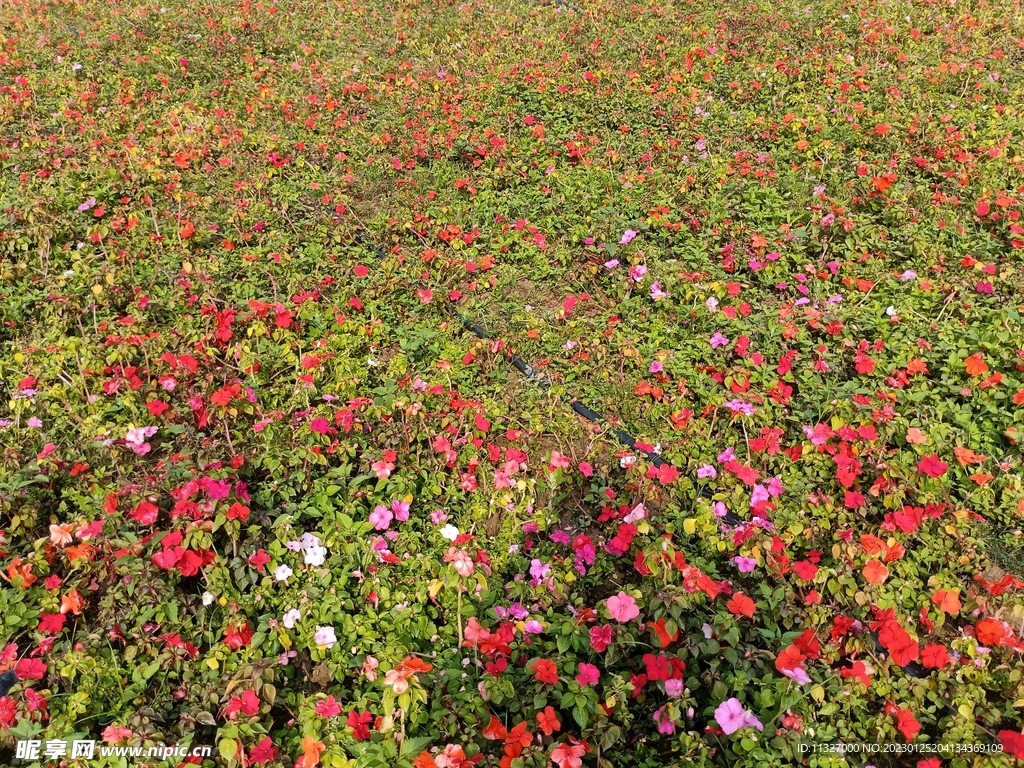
537, 706, 561, 736
841, 660, 871, 687
727, 594, 756, 619
249, 737, 278, 765
999, 730, 1024, 760
920, 643, 951, 669
917, 454, 948, 478
38, 613, 66, 634
347, 710, 372, 740
224, 621, 252, 650
15, 658, 47, 680
589, 624, 613, 652
531, 658, 559, 685
891, 705, 920, 742
248, 549, 270, 573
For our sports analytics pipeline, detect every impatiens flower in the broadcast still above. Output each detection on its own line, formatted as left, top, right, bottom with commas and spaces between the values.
274, 565, 293, 581
576, 663, 600, 686
603, 259, 619, 269
537, 706, 561, 735
431, 509, 448, 524
27, 417, 43, 428
589, 624, 613, 652
706, 296, 719, 312
650, 281, 667, 300
369, 505, 393, 530
390, 499, 410, 521
314, 625, 337, 649
918, 454, 948, 478
649, 360, 663, 373
733, 556, 757, 573
619, 229, 638, 245
449, 549, 474, 577
440, 524, 460, 541
710, 332, 730, 349
531, 658, 559, 684
714, 698, 763, 735
901, 270, 917, 280
550, 741, 587, 768
282, 609, 300, 629
653, 706, 676, 735
606, 592, 640, 622
315, 696, 342, 717
629, 264, 647, 282
697, 464, 717, 479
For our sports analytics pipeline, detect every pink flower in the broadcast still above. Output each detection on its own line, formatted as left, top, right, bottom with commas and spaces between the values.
619, 229, 638, 245
550, 742, 587, 768
315, 696, 342, 717
576, 663, 600, 686
371, 460, 394, 479
309, 418, 330, 434
650, 281, 667, 300
653, 706, 676, 735
649, 361, 663, 373
390, 499, 410, 521
629, 264, 647, 282
733, 556, 757, 573
710, 332, 730, 349
430, 509, 448, 524
368, 505, 393, 530
714, 698, 764, 735
606, 592, 640, 622
102, 726, 133, 744
450, 550, 474, 577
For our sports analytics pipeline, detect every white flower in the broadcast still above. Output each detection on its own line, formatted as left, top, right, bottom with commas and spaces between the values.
314, 625, 337, 649
202, 592, 215, 606
283, 608, 300, 629
274, 565, 293, 581
304, 545, 327, 567
439, 524, 460, 541
619, 455, 636, 468
886, 306, 897, 317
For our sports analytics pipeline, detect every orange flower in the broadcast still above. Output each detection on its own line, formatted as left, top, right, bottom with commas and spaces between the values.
964, 353, 988, 376
932, 589, 961, 615
953, 446, 986, 466
905, 427, 927, 445
6, 557, 37, 589
294, 736, 325, 768
61, 587, 85, 615
862, 560, 889, 585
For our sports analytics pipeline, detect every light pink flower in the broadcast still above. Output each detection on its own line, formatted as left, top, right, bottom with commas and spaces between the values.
606, 592, 640, 622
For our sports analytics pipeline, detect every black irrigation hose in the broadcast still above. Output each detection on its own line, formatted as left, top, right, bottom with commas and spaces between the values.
354, 231, 1005, 743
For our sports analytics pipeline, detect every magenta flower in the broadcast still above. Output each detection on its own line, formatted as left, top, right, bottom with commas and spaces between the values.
309, 418, 330, 434
650, 281, 667, 300
733, 556, 757, 573
576, 663, 600, 686
710, 332, 730, 349
697, 464, 717, 479
619, 229, 638, 245
653, 706, 676, 735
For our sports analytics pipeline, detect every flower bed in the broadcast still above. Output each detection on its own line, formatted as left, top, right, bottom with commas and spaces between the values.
1, 0, 1023, 766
